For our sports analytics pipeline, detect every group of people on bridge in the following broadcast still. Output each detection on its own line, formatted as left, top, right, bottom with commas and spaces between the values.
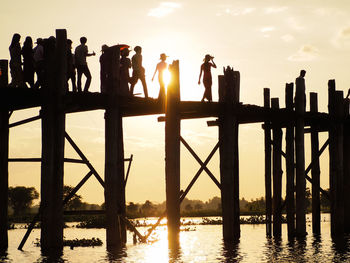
8, 33, 216, 102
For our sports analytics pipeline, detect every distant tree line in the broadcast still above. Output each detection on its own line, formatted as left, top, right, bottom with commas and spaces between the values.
8, 186, 331, 219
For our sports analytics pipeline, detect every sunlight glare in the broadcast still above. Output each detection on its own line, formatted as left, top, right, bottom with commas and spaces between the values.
163, 69, 171, 88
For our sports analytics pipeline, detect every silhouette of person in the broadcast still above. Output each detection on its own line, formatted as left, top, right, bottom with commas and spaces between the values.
295, 69, 306, 109
75, 36, 95, 92
130, 46, 148, 98
198, 54, 216, 102
21, 36, 35, 88
99, 44, 109, 93
120, 47, 131, 96
66, 39, 76, 92
33, 38, 44, 89
9, 33, 24, 87
152, 53, 168, 102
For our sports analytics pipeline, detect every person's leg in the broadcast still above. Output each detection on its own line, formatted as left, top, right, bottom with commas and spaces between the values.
83, 66, 92, 92
77, 66, 83, 92
141, 76, 148, 98
129, 74, 137, 95
71, 71, 77, 92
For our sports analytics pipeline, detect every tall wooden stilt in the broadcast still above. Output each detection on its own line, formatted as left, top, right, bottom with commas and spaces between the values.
0, 60, 9, 250
104, 45, 126, 248
310, 92, 321, 235
328, 81, 344, 237
264, 88, 272, 237
40, 29, 67, 251
344, 98, 350, 233
219, 67, 240, 241
165, 60, 181, 243
271, 98, 282, 237
295, 73, 306, 237
285, 83, 295, 238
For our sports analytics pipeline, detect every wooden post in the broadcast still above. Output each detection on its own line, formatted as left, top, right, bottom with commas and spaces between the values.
165, 60, 181, 243
104, 45, 126, 248
40, 29, 66, 251
0, 60, 9, 250
219, 67, 240, 241
344, 98, 350, 233
285, 83, 295, 238
264, 88, 272, 237
328, 81, 344, 237
310, 92, 321, 235
295, 73, 306, 237
271, 98, 282, 237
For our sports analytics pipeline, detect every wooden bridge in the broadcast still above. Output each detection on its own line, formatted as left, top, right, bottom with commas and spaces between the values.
0, 29, 349, 253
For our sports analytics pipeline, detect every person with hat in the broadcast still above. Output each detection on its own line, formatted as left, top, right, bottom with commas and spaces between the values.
120, 47, 131, 96
152, 53, 168, 103
130, 46, 148, 98
198, 54, 216, 102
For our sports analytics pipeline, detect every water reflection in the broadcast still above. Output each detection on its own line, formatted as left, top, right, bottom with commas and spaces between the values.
331, 235, 350, 262
221, 240, 241, 262
0, 249, 8, 261
168, 241, 182, 263
36, 249, 65, 263
105, 246, 127, 263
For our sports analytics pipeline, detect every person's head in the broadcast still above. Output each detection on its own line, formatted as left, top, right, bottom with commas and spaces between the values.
80, 37, 87, 44
160, 53, 167, 61
204, 54, 214, 62
300, 70, 306, 78
24, 36, 33, 48
36, 38, 43, 46
10, 33, 21, 47
121, 48, 130, 57
101, 44, 109, 53
134, 46, 142, 53
67, 39, 72, 49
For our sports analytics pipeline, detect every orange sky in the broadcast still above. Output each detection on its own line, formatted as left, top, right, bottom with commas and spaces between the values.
1, 1, 350, 204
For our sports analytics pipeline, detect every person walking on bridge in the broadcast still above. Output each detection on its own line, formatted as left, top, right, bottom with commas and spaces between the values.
75, 36, 95, 92
130, 46, 148, 98
198, 54, 216, 102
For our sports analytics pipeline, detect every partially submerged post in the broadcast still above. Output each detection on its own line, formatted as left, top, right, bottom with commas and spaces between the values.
271, 98, 282, 237
219, 67, 240, 241
295, 71, 306, 237
165, 60, 181, 243
344, 98, 350, 233
263, 88, 272, 237
40, 29, 67, 251
285, 83, 295, 238
328, 81, 344, 237
104, 45, 126, 247
310, 92, 321, 235
0, 60, 9, 250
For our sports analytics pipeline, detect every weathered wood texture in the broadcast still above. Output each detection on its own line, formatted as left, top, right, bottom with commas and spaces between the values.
264, 88, 272, 237
295, 74, 306, 237
165, 60, 181, 242
219, 68, 240, 241
0, 60, 9, 250
310, 92, 321, 234
344, 98, 350, 233
328, 81, 344, 237
285, 83, 295, 238
104, 45, 126, 248
272, 98, 282, 237
40, 29, 67, 251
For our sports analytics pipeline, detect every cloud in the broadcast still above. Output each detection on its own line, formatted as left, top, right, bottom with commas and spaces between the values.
260, 27, 275, 33
333, 26, 350, 48
286, 17, 304, 31
264, 6, 288, 14
288, 45, 319, 61
281, 34, 294, 42
217, 7, 255, 17
148, 2, 181, 18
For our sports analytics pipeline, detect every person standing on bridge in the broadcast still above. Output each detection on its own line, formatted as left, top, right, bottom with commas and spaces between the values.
130, 46, 148, 98
9, 33, 24, 88
75, 36, 95, 92
198, 54, 216, 102
152, 53, 168, 103
21, 36, 35, 89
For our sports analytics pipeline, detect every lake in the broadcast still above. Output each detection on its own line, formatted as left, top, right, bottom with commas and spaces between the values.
2, 214, 350, 262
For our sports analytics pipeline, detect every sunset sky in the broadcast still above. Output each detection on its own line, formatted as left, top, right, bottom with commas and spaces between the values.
1, 1, 350, 205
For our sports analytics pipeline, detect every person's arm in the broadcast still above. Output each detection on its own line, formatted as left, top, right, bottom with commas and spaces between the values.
211, 59, 217, 68
86, 46, 95, 56
152, 64, 158, 81
198, 65, 203, 84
